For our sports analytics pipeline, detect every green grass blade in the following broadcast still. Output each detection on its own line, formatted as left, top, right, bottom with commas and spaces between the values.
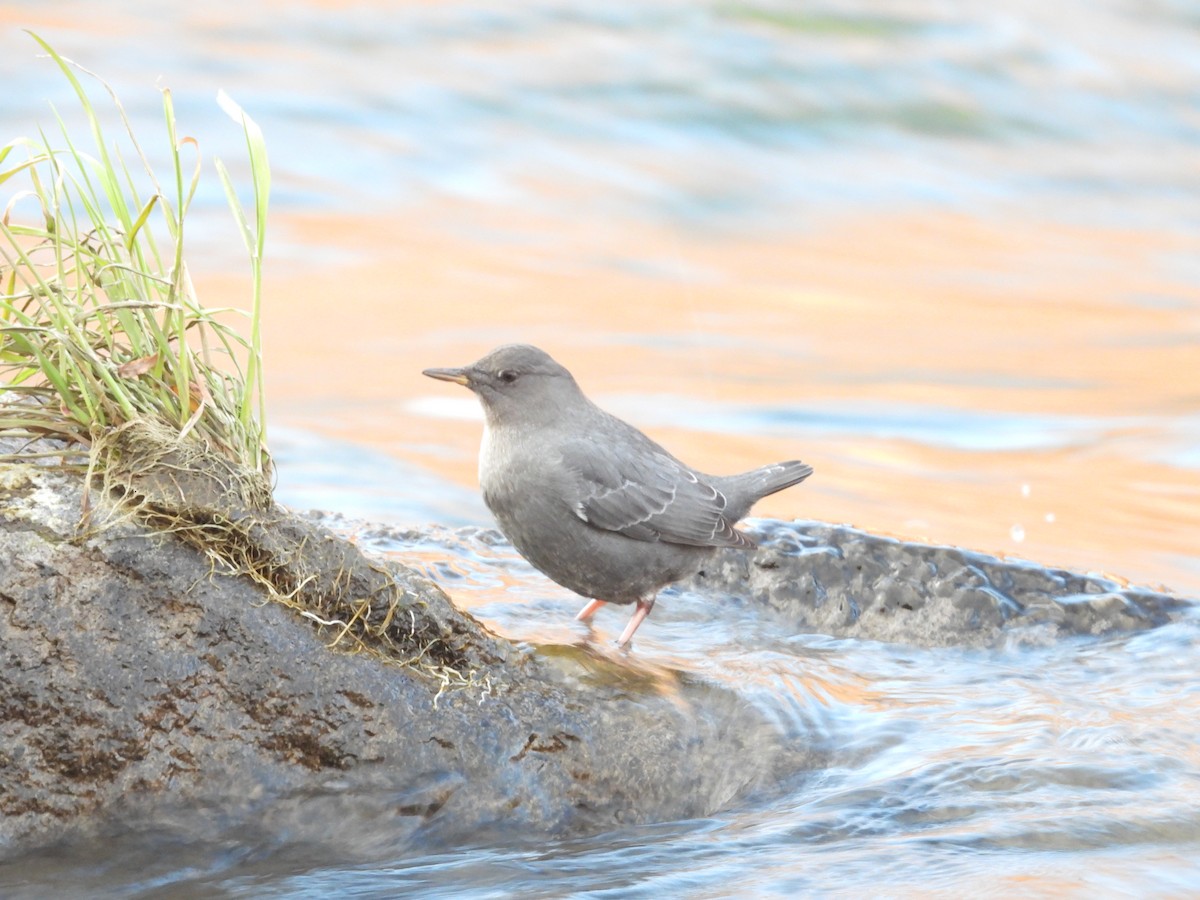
4, 34, 271, 474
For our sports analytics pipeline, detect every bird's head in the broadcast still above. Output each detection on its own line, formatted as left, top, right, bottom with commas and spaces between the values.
423, 344, 584, 427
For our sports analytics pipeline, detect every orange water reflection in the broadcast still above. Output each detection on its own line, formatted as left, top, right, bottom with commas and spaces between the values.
197, 201, 1199, 596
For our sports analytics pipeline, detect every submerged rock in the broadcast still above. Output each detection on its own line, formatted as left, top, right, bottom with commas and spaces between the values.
0, 462, 1192, 858
685, 520, 1191, 647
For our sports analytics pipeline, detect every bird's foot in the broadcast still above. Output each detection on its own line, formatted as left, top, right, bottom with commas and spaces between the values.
575, 598, 607, 621
616, 596, 656, 648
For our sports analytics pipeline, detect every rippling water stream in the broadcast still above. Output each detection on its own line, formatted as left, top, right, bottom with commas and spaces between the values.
2, 0, 1199, 894
360, 526, 1200, 896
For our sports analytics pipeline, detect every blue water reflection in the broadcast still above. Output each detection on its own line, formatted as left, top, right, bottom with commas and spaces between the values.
3, 0, 1199, 237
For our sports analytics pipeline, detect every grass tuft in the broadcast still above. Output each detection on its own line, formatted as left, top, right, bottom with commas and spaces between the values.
0, 36, 494, 699
0, 32, 269, 475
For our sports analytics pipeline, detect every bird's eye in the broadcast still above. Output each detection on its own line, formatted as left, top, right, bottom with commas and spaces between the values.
497, 369, 519, 384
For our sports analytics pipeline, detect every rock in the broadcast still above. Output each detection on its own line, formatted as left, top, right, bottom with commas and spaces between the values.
683, 520, 1191, 647
0, 464, 805, 855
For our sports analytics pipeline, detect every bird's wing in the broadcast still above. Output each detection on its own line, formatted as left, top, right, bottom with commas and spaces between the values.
559, 439, 753, 549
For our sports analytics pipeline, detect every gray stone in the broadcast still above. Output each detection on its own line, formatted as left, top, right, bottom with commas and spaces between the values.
682, 520, 1191, 647
0, 464, 803, 854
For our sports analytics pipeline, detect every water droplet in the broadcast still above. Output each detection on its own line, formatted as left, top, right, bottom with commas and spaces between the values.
1020, 483, 1031, 498
1044, 512, 1056, 523
1010, 524, 1026, 542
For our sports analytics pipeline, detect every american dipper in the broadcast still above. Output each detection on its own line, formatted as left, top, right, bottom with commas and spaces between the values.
423, 344, 813, 646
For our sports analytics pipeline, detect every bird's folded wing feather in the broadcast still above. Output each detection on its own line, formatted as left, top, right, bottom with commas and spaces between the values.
559, 441, 753, 548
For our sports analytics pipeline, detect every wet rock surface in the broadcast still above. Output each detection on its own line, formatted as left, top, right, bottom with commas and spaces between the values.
0, 464, 1193, 859
0, 465, 800, 855
685, 520, 1191, 647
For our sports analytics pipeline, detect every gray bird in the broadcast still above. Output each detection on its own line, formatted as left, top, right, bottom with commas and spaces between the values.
423, 344, 813, 646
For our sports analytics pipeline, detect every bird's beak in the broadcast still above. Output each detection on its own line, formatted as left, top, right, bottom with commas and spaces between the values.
422, 366, 471, 387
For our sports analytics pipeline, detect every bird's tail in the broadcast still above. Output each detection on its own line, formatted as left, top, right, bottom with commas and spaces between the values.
745, 460, 814, 498
721, 460, 813, 519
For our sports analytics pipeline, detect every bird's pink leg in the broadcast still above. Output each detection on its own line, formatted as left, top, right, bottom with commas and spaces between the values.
575, 598, 607, 621
616, 596, 656, 647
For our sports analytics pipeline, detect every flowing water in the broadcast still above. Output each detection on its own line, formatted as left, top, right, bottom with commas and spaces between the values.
2, 0, 1199, 895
